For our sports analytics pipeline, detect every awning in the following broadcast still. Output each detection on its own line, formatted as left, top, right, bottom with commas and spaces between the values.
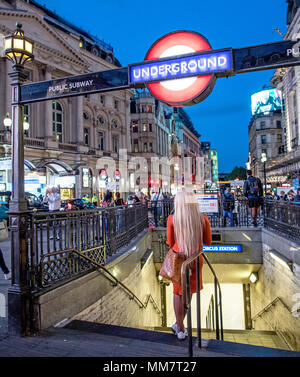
35, 159, 74, 175
0, 157, 36, 172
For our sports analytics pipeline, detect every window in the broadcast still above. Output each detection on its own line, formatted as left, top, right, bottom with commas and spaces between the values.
133, 139, 138, 153
100, 95, 105, 105
276, 120, 281, 128
97, 131, 105, 150
277, 134, 282, 143
98, 115, 105, 125
112, 135, 119, 153
262, 149, 267, 156
24, 104, 30, 137
112, 119, 118, 129
132, 122, 139, 133
114, 100, 119, 110
142, 123, 147, 132
83, 112, 89, 120
149, 123, 153, 132
143, 143, 148, 152
278, 145, 285, 154
141, 105, 152, 113
84, 128, 90, 146
260, 121, 265, 129
261, 135, 266, 144
52, 101, 63, 142
149, 143, 153, 152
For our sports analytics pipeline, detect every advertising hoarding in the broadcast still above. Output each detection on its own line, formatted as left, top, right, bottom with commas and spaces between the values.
251, 89, 282, 115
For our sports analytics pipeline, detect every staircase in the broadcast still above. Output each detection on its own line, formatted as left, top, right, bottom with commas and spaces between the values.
1, 320, 299, 357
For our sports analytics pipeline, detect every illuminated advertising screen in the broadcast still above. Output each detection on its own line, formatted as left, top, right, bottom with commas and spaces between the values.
251, 89, 282, 116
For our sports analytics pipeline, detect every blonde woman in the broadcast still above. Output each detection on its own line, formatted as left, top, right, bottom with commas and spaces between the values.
167, 190, 212, 340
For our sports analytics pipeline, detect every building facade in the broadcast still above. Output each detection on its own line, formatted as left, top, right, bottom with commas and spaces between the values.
248, 111, 284, 184
267, 2, 300, 190
0, 0, 132, 200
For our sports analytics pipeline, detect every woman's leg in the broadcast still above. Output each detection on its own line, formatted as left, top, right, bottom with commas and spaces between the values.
173, 294, 186, 333
0, 249, 9, 275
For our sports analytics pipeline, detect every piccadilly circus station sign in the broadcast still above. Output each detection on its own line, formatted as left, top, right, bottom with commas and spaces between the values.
19, 30, 300, 107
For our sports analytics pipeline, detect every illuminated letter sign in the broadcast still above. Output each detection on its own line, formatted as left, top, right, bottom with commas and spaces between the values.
130, 50, 232, 85
203, 245, 243, 252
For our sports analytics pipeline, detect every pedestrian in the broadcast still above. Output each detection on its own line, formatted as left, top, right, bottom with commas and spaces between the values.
115, 192, 125, 206
243, 169, 263, 227
92, 193, 98, 207
0, 248, 10, 280
151, 188, 163, 227
44, 187, 62, 240
0, 216, 10, 280
295, 188, 300, 203
277, 190, 286, 201
166, 190, 212, 340
287, 189, 295, 202
0, 202, 9, 228
222, 187, 235, 227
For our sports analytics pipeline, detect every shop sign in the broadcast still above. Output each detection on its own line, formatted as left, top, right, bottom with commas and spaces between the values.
196, 193, 219, 214
115, 170, 120, 181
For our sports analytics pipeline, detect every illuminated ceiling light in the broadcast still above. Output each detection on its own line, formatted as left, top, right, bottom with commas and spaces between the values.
242, 233, 252, 241
249, 272, 258, 284
269, 250, 293, 271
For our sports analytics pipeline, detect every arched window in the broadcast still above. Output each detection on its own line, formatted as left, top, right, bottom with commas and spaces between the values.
52, 101, 63, 142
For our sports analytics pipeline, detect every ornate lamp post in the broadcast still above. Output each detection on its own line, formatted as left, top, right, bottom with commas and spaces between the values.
261, 152, 267, 197
4, 22, 34, 336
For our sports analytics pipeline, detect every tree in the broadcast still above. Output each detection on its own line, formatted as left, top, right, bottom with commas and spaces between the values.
225, 166, 247, 181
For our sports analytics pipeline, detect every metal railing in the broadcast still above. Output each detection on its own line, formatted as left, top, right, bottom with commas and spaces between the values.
27, 202, 149, 291
181, 251, 223, 357
71, 248, 163, 321
252, 297, 296, 350
264, 200, 300, 242
206, 295, 215, 331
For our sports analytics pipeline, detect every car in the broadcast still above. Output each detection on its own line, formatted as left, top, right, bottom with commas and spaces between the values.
61, 198, 96, 211
0, 191, 49, 211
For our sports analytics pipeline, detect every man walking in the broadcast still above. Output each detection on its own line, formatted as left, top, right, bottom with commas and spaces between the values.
222, 187, 235, 227
243, 170, 263, 227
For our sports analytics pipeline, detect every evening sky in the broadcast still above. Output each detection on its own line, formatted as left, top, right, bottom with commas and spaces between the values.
34, 0, 289, 172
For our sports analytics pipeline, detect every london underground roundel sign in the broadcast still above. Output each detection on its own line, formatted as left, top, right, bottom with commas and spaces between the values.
145, 30, 217, 107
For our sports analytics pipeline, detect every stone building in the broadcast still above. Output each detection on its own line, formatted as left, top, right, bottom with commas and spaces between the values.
0, 0, 132, 200
267, 2, 300, 189
248, 111, 284, 184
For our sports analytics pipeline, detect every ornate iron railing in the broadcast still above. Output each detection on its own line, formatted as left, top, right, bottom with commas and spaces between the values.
27, 202, 149, 291
264, 200, 300, 242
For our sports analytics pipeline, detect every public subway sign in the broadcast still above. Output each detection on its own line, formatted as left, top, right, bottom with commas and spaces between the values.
203, 245, 243, 252
18, 30, 300, 106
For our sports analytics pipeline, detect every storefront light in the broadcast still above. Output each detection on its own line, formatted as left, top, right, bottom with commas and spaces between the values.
249, 272, 258, 284
269, 250, 293, 271
3, 113, 12, 128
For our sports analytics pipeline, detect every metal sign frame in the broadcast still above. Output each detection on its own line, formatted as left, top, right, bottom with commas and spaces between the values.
17, 38, 300, 105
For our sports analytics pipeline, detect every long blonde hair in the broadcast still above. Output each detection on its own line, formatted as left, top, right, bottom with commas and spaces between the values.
173, 190, 204, 258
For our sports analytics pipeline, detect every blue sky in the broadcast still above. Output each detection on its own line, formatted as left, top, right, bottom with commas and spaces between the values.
35, 0, 288, 172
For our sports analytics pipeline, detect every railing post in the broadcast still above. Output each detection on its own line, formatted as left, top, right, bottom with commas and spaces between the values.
214, 276, 220, 340
186, 267, 193, 357
196, 256, 201, 348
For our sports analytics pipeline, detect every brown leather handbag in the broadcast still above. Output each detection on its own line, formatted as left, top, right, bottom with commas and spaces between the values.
159, 248, 186, 284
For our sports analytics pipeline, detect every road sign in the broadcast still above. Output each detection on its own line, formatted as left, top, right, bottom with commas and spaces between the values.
19, 31, 300, 106
196, 193, 219, 214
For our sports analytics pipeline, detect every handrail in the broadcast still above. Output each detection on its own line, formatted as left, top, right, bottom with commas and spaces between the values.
252, 296, 292, 322
252, 297, 295, 350
205, 295, 215, 331
181, 250, 223, 357
71, 249, 163, 319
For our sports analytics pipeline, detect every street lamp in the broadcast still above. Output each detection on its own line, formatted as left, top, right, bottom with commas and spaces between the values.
261, 152, 267, 197
3, 113, 12, 128
4, 22, 34, 336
